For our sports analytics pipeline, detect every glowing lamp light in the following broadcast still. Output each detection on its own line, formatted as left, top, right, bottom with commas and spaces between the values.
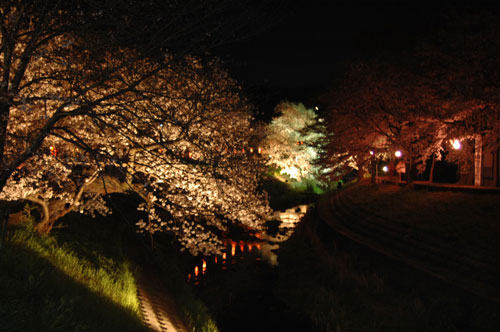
49, 145, 57, 156
382, 165, 389, 173
280, 166, 300, 180
369, 150, 374, 156
395, 150, 402, 158
452, 139, 462, 150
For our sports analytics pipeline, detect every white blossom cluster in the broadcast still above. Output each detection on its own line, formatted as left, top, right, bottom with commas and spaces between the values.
263, 102, 327, 181
1, 28, 271, 254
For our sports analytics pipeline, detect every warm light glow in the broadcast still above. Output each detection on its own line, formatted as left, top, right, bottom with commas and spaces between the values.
215, 256, 218, 264
49, 145, 57, 156
250, 147, 254, 153
382, 165, 389, 173
239, 242, 244, 253
369, 150, 374, 155
258, 147, 262, 154
202, 259, 207, 275
231, 242, 236, 256
395, 150, 402, 158
452, 139, 462, 150
248, 244, 253, 251
194, 266, 199, 277
222, 252, 227, 261
280, 166, 300, 180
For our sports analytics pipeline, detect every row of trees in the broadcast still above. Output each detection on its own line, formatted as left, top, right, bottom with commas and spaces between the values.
321, 10, 500, 183
0, 1, 274, 255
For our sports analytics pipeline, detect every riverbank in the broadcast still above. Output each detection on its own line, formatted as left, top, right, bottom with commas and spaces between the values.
0, 209, 147, 332
275, 180, 500, 331
0, 194, 218, 332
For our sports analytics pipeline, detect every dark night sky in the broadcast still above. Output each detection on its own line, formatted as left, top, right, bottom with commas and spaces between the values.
213, 2, 461, 116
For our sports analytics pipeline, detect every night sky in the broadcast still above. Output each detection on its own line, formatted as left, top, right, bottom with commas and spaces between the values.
213, 2, 470, 116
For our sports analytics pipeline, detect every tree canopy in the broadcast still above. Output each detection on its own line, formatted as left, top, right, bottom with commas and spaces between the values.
0, 0, 272, 255
322, 10, 500, 182
262, 101, 327, 182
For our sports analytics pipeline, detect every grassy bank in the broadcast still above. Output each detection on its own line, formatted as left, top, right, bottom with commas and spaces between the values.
275, 183, 500, 332
0, 209, 147, 332
339, 183, 500, 254
260, 175, 325, 210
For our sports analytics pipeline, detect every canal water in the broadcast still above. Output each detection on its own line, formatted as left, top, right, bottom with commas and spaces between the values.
187, 204, 308, 285
186, 204, 314, 332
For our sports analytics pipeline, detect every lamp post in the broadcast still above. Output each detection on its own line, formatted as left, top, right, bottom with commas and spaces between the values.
452, 139, 462, 182
395, 150, 403, 182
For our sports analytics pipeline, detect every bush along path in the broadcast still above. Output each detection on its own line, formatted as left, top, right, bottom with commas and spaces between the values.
317, 183, 500, 305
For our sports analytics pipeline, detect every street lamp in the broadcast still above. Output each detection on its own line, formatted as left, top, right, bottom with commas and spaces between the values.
452, 139, 461, 150
395, 150, 402, 158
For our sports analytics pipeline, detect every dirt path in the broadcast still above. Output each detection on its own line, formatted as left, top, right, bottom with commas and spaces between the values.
122, 231, 188, 332
136, 267, 188, 332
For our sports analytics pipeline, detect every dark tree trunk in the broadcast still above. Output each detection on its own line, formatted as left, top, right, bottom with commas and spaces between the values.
407, 156, 414, 184
429, 153, 436, 183
0, 102, 11, 167
370, 157, 376, 184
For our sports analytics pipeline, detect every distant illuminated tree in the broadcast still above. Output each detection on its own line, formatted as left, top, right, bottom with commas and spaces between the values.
323, 62, 465, 183
323, 8, 500, 185
262, 101, 327, 181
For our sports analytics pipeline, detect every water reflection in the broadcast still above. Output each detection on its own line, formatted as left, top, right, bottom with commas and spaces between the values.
188, 204, 309, 285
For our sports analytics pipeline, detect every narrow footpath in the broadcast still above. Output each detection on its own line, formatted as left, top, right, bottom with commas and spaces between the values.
317, 185, 500, 304
136, 266, 188, 332
123, 232, 188, 332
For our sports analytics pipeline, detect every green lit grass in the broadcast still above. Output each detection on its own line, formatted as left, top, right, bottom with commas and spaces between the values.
0, 213, 147, 332
260, 175, 324, 210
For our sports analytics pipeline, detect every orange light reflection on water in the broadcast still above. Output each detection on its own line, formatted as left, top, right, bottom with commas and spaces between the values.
231, 242, 236, 256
